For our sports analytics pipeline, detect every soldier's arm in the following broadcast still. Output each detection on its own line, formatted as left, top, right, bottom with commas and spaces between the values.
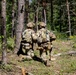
22, 30, 26, 39
50, 32, 56, 41
32, 31, 38, 41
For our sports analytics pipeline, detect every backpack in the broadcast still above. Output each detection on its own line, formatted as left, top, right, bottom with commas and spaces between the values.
23, 30, 32, 43
38, 29, 50, 43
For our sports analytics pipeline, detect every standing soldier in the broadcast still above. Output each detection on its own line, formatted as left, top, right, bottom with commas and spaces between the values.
21, 22, 37, 59
37, 22, 56, 66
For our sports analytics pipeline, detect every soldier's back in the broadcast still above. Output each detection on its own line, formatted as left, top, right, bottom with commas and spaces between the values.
22, 29, 34, 43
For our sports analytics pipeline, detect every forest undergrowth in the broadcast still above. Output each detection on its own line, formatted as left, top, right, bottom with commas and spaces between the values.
0, 39, 76, 75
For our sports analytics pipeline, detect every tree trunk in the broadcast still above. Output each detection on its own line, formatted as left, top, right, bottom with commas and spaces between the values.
44, 8, 46, 24
25, 0, 29, 23
66, 0, 71, 36
50, 0, 54, 30
42, 7, 46, 25
11, 0, 16, 38
59, 1, 62, 32
36, 2, 39, 31
1, 0, 7, 65
14, 0, 25, 53
34, 1, 39, 31
0, 1, 1, 35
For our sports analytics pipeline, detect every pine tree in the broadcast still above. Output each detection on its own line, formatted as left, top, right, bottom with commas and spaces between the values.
14, 0, 25, 53
1, 0, 7, 65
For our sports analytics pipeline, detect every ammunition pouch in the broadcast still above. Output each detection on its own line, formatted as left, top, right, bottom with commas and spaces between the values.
22, 43, 32, 49
38, 42, 52, 50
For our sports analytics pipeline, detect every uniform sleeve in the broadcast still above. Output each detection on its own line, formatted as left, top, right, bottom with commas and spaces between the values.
50, 31, 56, 41
36, 31, 40, 37
32, 31, 37, 40
22, 30, 26, 38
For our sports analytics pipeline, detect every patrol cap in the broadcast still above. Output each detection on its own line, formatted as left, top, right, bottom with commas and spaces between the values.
27, 22, 35, 28
39, 22, 46, 27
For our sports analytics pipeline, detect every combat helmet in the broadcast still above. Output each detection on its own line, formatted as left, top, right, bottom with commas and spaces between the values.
39, 22, 46, 28
27, 22, 35, 28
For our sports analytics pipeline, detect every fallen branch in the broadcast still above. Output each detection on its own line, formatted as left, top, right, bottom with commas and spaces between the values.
70, 10, 76, 16
53, 51, 76, 57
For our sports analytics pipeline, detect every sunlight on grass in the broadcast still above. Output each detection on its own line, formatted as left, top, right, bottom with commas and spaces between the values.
58, 55, 76, 75
0, 39, 76, 75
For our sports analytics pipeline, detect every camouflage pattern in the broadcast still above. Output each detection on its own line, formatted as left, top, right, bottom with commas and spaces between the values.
21, 22, 37, 59
39, 22, 46, 27
37, 22, 56, 66
26, 22, 35, 28
49, 32, 56, 41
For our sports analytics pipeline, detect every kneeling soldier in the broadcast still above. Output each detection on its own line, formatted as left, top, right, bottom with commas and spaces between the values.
21, 22, 37, 59
37, 22, 56, 66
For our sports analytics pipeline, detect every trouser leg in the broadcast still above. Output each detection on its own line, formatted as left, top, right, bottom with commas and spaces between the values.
27, 49, 34, 57
41, 50, 47, 62
49, 47, 52, 61
40, 50, 43, 57
40, 49, 50, 66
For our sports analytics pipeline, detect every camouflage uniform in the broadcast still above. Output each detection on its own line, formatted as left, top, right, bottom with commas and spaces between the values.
22, 22, 37, 59
37, 22, 56, 66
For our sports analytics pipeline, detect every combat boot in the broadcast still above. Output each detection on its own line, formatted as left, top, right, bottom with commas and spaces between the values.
44, 60, 50, 67
49, 56, 56, 61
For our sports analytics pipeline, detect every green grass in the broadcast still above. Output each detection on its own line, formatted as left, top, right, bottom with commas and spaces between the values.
58, 56, 76, 75
0, 39, 76, 75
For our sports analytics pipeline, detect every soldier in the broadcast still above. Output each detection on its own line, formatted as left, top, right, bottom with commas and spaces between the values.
21, 22, 37, 59
37, 22, 56, 66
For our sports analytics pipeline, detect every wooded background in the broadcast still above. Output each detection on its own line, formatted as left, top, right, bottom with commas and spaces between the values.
0, 0, 76, 64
